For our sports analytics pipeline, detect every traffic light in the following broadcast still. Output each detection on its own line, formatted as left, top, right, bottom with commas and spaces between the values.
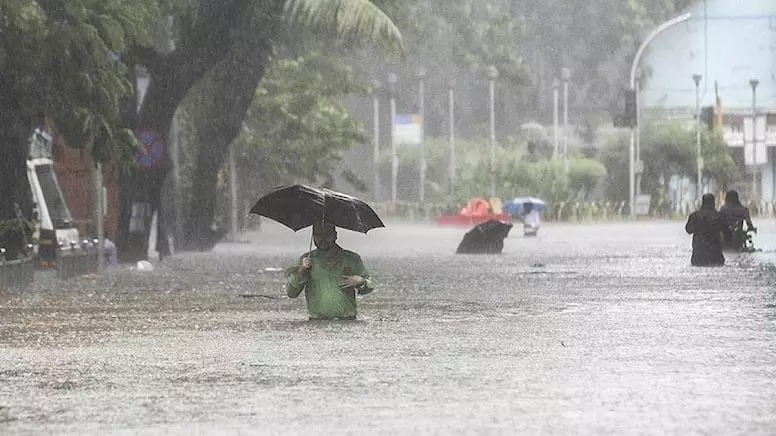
614, 89, 637, 128
700, 106, 714, 130
623, 89, 637, 128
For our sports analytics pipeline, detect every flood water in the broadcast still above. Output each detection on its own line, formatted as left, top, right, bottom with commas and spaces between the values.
1, 220, 776, 435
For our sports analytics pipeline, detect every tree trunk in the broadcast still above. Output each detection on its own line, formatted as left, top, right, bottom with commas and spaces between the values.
180, 21, 279, 251
0, 108, 34, 260
114, 0, 278, 262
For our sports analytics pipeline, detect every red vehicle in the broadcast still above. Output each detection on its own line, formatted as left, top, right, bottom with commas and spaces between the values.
435, 197, 511, 226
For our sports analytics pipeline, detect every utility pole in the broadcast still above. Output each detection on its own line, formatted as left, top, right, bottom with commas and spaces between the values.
372, 80, 380, 201
417, 67, 426, 203
552, 79, 559, 158
94, 162, 104, 273
487, 65, 498, 198
448, 79, 456, 203
561, 68, 570, 173
693, 73, 703, 201
388, 72, 398, 204
634, 69, 642, 194
750, 78, 759, 200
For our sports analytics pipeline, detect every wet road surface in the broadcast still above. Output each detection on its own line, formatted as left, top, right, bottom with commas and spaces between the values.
2, 220, 776, 435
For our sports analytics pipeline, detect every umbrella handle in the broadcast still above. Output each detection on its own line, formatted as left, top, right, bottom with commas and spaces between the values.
308, 198, 326, 257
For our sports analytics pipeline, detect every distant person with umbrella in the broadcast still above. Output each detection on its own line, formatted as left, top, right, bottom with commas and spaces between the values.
503, 197, 545, 237
250, 184, 384, 320
521, 202, 541, 237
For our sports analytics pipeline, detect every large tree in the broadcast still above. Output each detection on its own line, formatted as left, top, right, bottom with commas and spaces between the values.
131, 0, 402, 254
0, 0, 152, 260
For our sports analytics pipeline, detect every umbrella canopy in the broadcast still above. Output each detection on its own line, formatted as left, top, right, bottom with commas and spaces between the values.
455, 219, 513, 254
249, 184, 385, 234
503, 197, 546, 216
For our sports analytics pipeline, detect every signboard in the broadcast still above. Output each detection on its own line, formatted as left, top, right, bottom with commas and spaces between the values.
136, 128, 167, 171
393, 114, 423, 145
723, 113, 776, 148
743, 115, 767, 166
635, 194, 652, 216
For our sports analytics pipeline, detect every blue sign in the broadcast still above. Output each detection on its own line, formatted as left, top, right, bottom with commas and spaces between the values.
136, 129, 166, 171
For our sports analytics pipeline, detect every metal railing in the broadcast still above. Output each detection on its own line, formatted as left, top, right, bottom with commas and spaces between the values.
56, 239, 100, 280
0, 248, 35, 290
371, 199, 776, 223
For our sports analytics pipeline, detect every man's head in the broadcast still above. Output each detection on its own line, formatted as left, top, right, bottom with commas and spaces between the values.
726, 189, 741, 206
312, 222, 337, 251
524, 202, 533, 213
701, 193, 716, 209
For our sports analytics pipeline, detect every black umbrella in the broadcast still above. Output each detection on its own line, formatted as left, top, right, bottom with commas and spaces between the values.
250, 185, 385, 252
456, 219, 513, 254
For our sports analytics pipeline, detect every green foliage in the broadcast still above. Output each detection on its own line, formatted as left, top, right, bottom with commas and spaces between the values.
0, 218, 34, 261
569, 158, 608, 199
600, 121, 740, 202
377, 136, 608, 206
284, 0, 404, 54
230, 52, 369, 195
0, 0, 155, 164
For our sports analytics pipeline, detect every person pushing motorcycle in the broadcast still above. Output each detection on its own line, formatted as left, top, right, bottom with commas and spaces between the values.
719, 190, 756, 251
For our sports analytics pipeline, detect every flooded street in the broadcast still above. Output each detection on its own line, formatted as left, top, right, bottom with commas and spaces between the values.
2, 220, 776, 435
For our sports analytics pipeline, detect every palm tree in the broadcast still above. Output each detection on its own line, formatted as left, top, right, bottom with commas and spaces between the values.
285, 0, 403, 52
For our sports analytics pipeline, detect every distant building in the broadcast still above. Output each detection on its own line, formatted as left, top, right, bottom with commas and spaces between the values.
640, 0, 776, 202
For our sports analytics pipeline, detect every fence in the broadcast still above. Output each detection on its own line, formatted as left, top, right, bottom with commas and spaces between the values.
56, 243, 100, 280
0, 253, 35, 290
371, 199, 776, 223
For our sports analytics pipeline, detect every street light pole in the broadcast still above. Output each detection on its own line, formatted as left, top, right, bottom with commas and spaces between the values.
94, 163, 104, 273
372, 80, 380, 202
418, 67, 426, 203
388, 73, 398, 204
448, 79, 456, 203
552, 79, 559, 158
750, 78, 759, 200
693, 73, 703, 201
634, 69, 642, 194
629, 12, 693, 217
561, 68, 570, 173
228, 145, 238, 242
487, 65, 498, 198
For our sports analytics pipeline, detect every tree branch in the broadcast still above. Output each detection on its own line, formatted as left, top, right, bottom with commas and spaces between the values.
160, 0, 265, 105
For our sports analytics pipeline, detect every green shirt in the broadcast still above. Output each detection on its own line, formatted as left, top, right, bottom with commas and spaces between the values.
285, 247, 374, 320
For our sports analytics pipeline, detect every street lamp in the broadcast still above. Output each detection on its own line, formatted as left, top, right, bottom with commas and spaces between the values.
417, 67, 426, 203
448, 79, 456, 203
634, 68, 643, 195
693, 73, 703, 201
750, 78, 759, 200
561, 68, 570, 173
629, 12, 693, 218
388, 72, 398, 204
487, 65, 498, 198
371, 80, 381, 202
552, 79, 560, 158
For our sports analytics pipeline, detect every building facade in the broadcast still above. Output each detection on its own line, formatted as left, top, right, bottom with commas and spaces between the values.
640, 0, 776, 202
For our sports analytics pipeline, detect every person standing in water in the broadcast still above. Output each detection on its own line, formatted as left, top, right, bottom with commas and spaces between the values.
719, 189, 756, 250
522, 202, 541, 237
285, 222, 374, 320
685, 193, 725, 266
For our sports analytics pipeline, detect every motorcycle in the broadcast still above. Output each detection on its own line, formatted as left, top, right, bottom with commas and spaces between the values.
723, 222, 760, 253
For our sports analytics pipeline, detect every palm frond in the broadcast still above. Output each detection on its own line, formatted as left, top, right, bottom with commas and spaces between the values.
284, 0, 404, 54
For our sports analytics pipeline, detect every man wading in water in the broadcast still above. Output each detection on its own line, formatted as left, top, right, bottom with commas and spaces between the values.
285, 222, 374, 320
685, 193, 725, 266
